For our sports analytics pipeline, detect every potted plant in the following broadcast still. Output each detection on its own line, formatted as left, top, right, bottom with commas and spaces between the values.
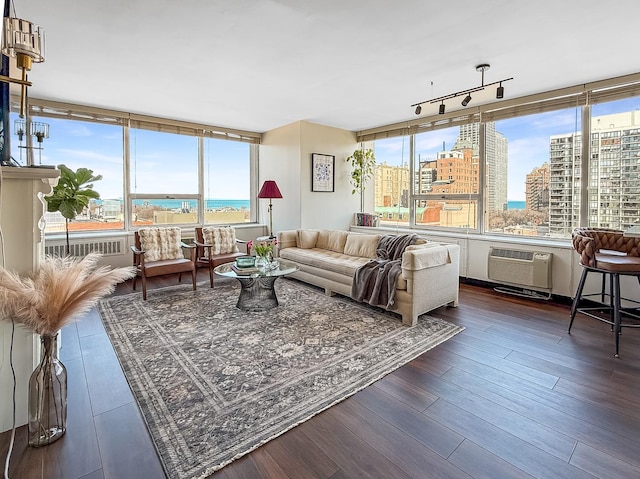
346, 147, 376, 215
45, 164, 102, 255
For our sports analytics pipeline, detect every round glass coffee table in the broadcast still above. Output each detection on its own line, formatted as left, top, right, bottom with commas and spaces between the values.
214, 259, 299, 312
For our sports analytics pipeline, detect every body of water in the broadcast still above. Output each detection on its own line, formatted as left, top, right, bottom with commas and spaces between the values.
507, 200, 526, 210
127, 199, 250, 210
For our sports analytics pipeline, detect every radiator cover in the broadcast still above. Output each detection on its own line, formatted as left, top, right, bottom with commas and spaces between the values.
44, 239, 124, 257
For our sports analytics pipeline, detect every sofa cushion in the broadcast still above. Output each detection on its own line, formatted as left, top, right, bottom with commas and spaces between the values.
203, 226, 239, 255
280, 247, 369, 276
297, 230, 319, 249
343, 233, 380, 258
316, 230, 349, 253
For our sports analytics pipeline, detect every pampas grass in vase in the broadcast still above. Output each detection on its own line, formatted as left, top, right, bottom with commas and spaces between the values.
0, 253, 136, 446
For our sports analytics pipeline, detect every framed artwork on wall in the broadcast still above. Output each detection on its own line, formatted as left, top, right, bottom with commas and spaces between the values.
311, 153, 335, 192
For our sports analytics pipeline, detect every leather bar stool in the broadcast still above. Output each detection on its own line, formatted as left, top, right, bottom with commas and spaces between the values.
569, 227, 640, 357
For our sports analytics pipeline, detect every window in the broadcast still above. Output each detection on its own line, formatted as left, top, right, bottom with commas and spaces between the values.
130, 128, 199, 226
10, 99, 260, 235
413, 124, 479, 230
590, 97, 640, 230
373, 136, 410, 226
492, 107, 580, 238
10, 113, 125, 233
203, 137, 252, 224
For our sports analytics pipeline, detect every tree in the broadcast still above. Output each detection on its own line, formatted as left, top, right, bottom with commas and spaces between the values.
46, 164, 102, 255
346, 147, 376, 213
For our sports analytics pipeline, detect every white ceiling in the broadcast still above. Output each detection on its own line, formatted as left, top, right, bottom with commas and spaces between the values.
13, 0, 640, 134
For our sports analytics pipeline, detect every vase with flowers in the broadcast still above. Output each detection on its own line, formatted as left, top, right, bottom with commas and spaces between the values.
247, 239, 277, 268
0, 253, 135, 447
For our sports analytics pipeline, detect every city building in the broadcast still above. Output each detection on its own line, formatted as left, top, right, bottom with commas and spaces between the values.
549, 110, 640, 236
525, 162, 550, 210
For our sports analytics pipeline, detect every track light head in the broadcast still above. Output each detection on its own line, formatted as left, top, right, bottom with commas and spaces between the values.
461, 94, 472, 107
496, 83, 504, 99
439, 102, 446, 115
415, 105, 422, 115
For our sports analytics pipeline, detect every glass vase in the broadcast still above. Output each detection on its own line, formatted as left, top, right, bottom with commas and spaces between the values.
28, 333, 67, 447
256, 251, 272, 268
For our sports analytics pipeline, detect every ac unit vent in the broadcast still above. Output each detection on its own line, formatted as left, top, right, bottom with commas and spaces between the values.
45, 239, 124, 258
488, 247, 552, 290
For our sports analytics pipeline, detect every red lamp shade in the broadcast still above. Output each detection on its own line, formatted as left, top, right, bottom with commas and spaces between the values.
258, 180, 283, 199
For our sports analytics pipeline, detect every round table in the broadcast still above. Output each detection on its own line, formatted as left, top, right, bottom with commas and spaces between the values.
214, 259, 299, 311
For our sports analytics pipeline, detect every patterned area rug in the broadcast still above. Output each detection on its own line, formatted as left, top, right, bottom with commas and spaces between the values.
98, 278, 463, 479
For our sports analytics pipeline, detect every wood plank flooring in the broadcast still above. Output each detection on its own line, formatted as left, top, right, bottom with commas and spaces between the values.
3, 272, 640, 479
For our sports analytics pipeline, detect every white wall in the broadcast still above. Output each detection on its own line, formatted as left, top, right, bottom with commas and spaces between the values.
261, 120, 358, 232
260, 122, 303, 233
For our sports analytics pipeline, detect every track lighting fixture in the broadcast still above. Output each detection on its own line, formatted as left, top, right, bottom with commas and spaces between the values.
410, 63, 513, 116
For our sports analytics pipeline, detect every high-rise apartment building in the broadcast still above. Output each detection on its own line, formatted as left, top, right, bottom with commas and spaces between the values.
525, 162, 550, 210
374, 162, 409, 208
549, 111, 640, 237
454, 123, 508, 211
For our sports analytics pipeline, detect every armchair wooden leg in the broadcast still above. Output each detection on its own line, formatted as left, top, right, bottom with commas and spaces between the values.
192, 268, 197, 291
209, 264, 214, 288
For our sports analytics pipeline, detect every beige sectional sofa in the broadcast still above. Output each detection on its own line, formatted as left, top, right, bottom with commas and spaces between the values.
277, 229, 460, 326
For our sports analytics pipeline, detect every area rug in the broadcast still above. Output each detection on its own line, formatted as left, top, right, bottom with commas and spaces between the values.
97, 278, 463, 479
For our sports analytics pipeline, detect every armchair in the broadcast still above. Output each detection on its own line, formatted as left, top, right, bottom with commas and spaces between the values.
194, 226, 249, 287
131, 227, 196, 300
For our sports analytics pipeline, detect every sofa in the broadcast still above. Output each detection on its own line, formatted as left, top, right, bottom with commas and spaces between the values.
276, 229, 460, 326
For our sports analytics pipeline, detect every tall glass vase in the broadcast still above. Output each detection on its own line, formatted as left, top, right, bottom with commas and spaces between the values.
28, 333, 67, 447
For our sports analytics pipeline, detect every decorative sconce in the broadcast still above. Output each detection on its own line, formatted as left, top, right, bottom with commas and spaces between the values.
14, 118, 49, 164
411, 64, 513, 116
0, 16, 45, 117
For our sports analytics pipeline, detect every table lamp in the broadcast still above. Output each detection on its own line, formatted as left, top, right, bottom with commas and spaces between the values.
258, 180, 283, 238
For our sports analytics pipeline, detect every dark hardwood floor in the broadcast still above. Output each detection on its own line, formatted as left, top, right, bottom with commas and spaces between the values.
3, 272, 640, 479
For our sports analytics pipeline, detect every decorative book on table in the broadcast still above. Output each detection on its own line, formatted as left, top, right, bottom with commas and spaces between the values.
231, 264, 259, 275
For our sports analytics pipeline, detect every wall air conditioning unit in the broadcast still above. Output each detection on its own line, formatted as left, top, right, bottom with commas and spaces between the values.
488, 247, 552, 299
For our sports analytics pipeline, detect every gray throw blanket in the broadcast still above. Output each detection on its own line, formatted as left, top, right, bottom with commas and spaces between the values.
351, 234, 418, 310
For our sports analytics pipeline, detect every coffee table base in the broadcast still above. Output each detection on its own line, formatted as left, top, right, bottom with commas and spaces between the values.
235, 276, 280, 311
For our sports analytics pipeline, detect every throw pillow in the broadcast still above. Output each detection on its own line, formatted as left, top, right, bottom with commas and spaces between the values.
343, 233, 380, 258
297, 230, 319, 249
202, 227, 239, 255
138, 227, 184, 262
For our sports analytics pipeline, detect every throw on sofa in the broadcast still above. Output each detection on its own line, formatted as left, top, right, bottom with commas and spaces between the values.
277, 229, 459, 326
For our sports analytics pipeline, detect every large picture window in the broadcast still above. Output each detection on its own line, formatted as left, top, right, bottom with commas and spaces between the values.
412, 124, 480, 230
492, 107, 580, 238
9, 100, 258, 235
130, 128, 199, 226
374, 136, 411, 227
589, 97, 640, 231
10, 113, 126, 233
203, 137, 252, 225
